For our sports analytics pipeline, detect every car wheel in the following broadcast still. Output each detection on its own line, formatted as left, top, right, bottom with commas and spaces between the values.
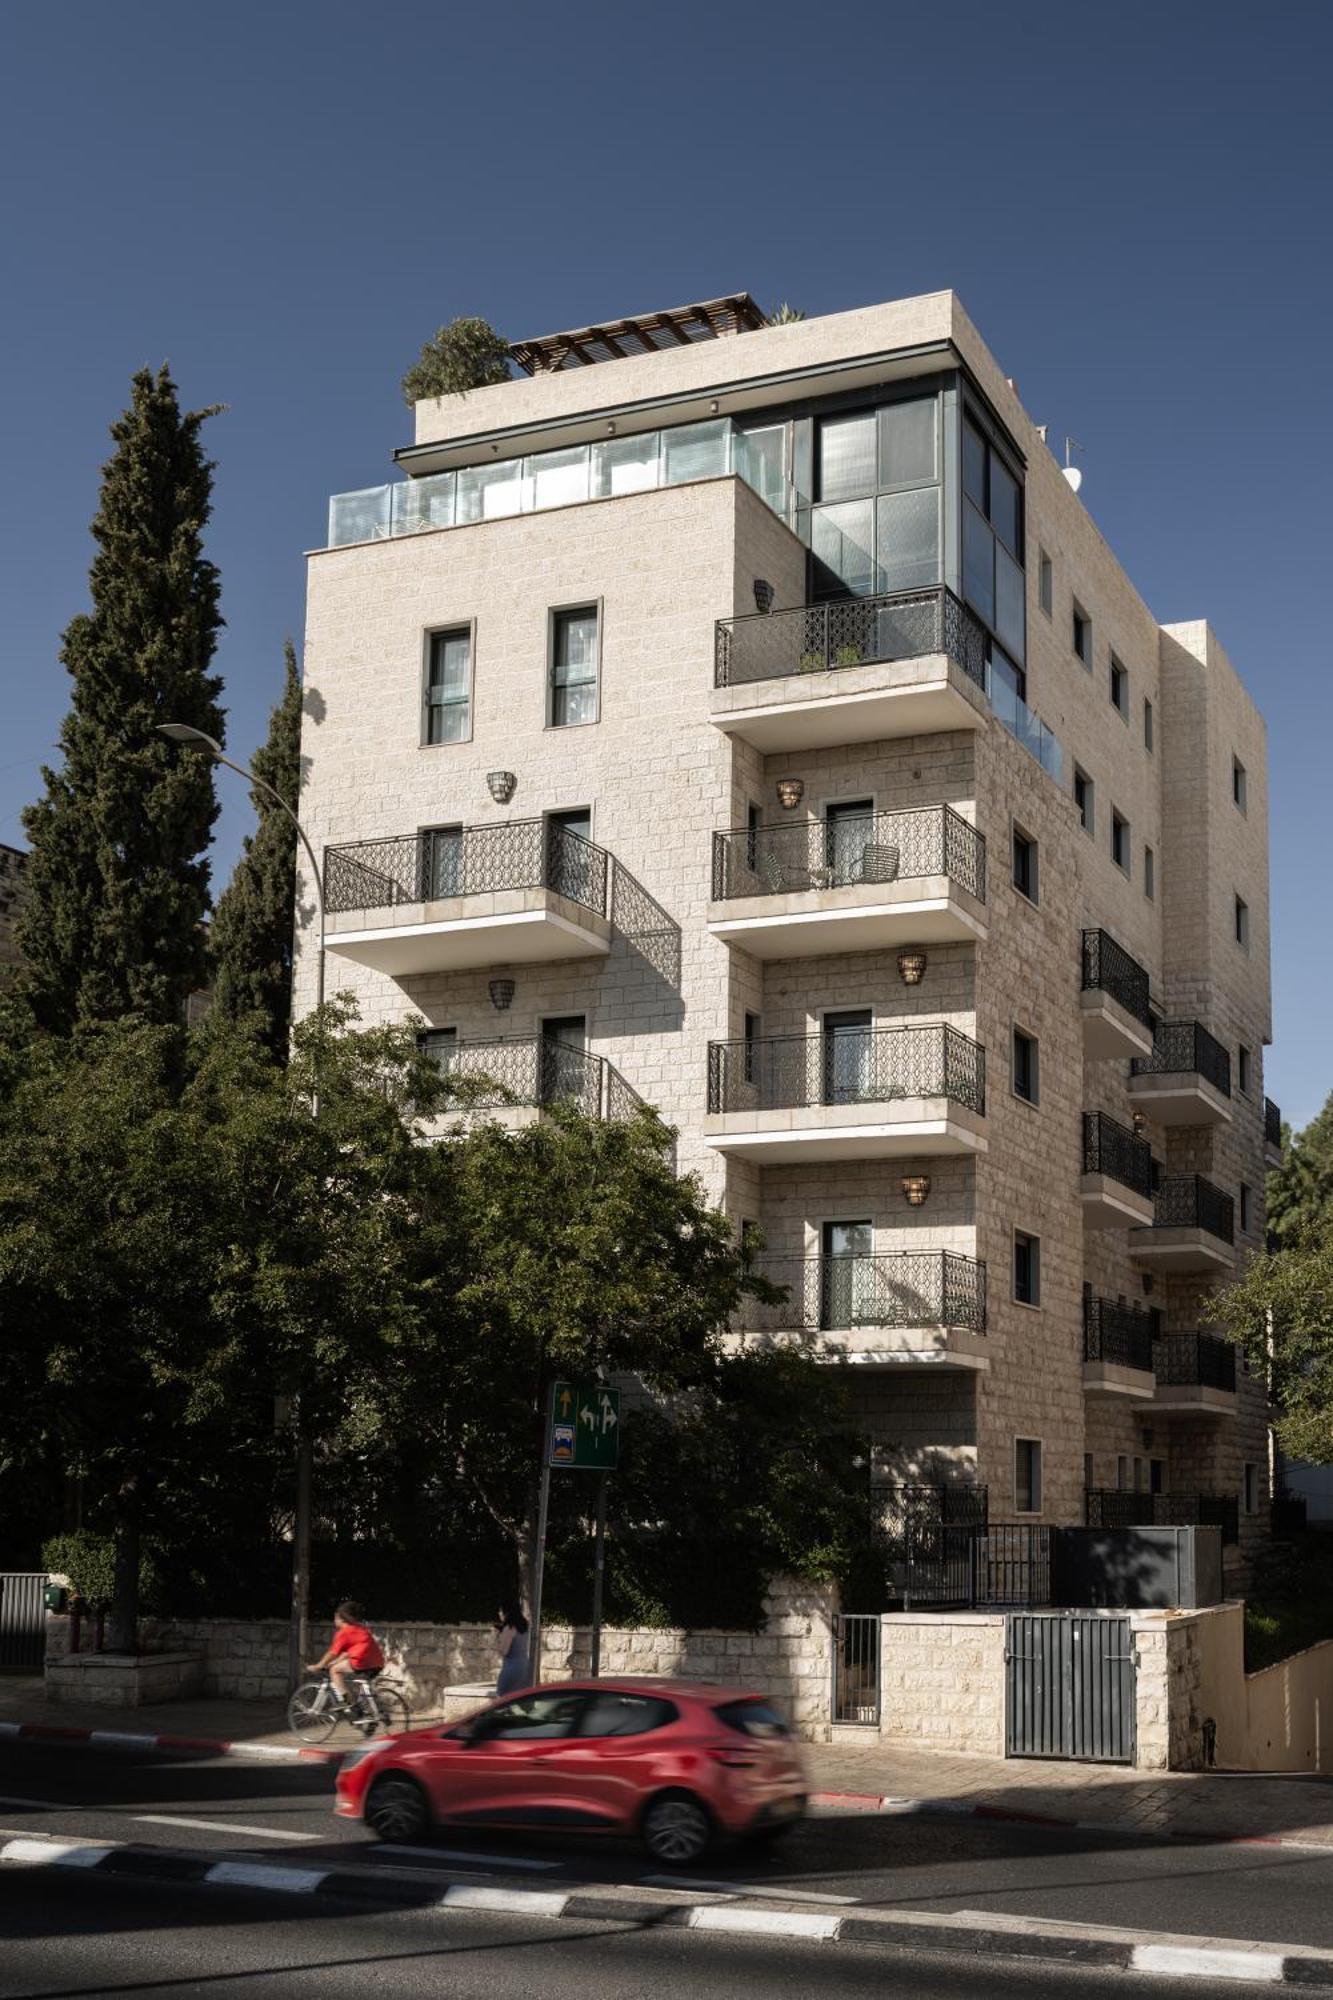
365, 1775, 430, 1844
641, 1791, 713, 1866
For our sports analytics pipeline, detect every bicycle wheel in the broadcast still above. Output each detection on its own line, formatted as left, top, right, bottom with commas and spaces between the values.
366, 1684, 410, 1736
288, 1680, 337, 1744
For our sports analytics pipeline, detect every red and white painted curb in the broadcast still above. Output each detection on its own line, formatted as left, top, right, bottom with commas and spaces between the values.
0, 1718, 341, 1765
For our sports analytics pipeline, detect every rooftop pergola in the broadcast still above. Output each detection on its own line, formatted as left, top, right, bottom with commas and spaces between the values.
509, 294, 768, 376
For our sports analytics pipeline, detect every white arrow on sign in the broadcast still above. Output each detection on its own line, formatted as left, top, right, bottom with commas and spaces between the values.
599, 1394, 618, 1433
579, 1405, 596, 1432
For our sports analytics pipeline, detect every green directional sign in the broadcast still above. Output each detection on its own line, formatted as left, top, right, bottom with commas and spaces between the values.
549, 1381, 620, 1470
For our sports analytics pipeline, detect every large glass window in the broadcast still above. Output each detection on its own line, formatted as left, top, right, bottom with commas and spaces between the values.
550, 607, 599, 728
424, 628, 472, 745
813, 500, 876, 597
961, 415, 1025, 664
529, 445, 589, 511
817, 413, 878, 502
877, 487, 940, 593
811, 394, 942, 601
878, 397, 937, 488
590, 432, 660, 499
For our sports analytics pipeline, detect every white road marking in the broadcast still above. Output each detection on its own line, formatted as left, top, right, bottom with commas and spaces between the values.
1129, 1943, 1285, 1983
643, 1875, 857, 1905
134, 1815, 314, 1842
205, 1860, 328, 1893
380, 1843, 559, 1871
687, 1905, 842, 1940
441, 1884, 570, 1916
0, 1837, 113, 1869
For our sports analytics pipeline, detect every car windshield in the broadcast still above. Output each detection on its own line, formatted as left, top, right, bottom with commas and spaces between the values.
714, 1699, 791, 1739
472, 1691, 585, 1740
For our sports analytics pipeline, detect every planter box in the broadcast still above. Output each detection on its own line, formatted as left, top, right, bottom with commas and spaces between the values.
45, 1650, 205, 1708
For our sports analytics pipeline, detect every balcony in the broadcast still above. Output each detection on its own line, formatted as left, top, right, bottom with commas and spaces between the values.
420, 1037, 645, 1139
1129, 1175, 1235, 1274
710, 587, 988, 752
704, 1023, 987, 1162
1082, 1294, 1156, 1399
1080, 1111, 1156, 1227
1149, 1331, 1238, 1418
1128, 1020, 1232, 1126
1265, 1097, 1283, 1169
739, 1250, 988, 1368
1080, 929, 1154, 1061
323, 819, 612, 975
1085, 1489, 1239, 1546
708, 806, 986, 958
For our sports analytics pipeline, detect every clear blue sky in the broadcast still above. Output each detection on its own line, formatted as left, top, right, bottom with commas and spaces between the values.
1, 1, 1329, 1121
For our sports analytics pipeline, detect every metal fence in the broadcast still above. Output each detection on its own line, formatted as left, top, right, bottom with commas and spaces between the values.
1085, 1489, 1240, 1545
1154, 1331, 1237, 1393
896, 1522, 1052, 1610
707, 1023, 986, 1117
324, 818, 609, 919
832, 1614, 881, 1725
429, 1037, 645, 1122
1082, 1111, 1154, 1199
1151, 1174, 1235, 1243
1083, 1295, 1155, 1372
1131, 1019, 1232, 1097
711, 805, 986, 905
714, 585, 987, 691
0, 1573, 47, 1671
742, 1251, 987, 1335
1080, 928, 1152, 1028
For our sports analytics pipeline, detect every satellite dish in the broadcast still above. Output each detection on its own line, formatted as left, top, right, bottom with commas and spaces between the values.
1062, 464, 1083, 494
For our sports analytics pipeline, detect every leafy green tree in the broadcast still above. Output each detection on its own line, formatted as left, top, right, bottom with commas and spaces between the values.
19, 368, 224, 1033
1267, 1092, 1333, 1245
208, 641, 302, 1058
401, 317, 511, 404
1219, 1237, 1333, 1464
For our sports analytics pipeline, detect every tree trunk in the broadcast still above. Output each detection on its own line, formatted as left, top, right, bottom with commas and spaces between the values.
106, 1510, 140, 1655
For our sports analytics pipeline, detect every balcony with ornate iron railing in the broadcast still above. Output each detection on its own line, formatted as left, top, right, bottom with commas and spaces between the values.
1129, 1174, 1235, 1274
737, 1250, 988, 1367
708, 806, 987, 958
1080, 1110, 1156, 1227
420, 1035, 646, 1132
710, 587, 990, 752
1265, 1097, 1283, 1165
1149, 1330, 1238, 1416
1082, 1294, 1155, 1395
1085, 1489, 1239, 1545
704, 1023, 987, 1162
1080, 929, 1154, 1060
1129, 1019, 1233, 1127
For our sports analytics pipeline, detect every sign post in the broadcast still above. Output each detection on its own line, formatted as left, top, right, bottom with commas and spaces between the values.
530, 1382, 620, 1687
590, 1474, 608, 1677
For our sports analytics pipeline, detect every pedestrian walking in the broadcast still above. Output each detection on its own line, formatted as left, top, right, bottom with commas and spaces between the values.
495, 1603, 530, 1695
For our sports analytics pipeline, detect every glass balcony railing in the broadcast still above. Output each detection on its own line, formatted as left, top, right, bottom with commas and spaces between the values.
326, 420, 808, 550
984, 661, 1064, 782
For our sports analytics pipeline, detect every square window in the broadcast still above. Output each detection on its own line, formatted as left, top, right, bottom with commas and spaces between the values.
1233, 757, 1248, 813
424, 627, 473, 745
1235, 895, 1250, 949
1012, 1026, 1039, 1105
550, 605, 599, 728
1013, 1229, 1041, 1307
1038, 549, 1053, 617
1240, 1182, 1252, 1232
1074, 767, 1094, 835
1238, 1044, 1252, 1095
1015, 1438, 1043, 1515
1144, 845, 1155, 900
1072, 603, 1091, 666
1110, 656, 1128, 716
1012, 824, 1038, 903
1144, 697, 1154, 752
1112, 809, 1130, 874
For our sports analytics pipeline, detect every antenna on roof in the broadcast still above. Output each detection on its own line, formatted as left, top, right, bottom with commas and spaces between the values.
1063, 437, 1084, 494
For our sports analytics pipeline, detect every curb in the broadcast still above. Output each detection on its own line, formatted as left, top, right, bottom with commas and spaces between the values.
2, 1830, 1331, 1986
807, 1786, 1333, 1855
0, 1718, 342, 1766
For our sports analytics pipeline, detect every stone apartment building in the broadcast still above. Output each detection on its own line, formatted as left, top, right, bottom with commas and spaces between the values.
295, 290, 1276, 1582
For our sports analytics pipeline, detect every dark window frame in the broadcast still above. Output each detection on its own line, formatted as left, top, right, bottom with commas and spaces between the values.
422, 623, 475, 747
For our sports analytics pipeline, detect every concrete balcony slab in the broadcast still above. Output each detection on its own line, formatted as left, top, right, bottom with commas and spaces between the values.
1080, 1172, 1156, 1229
1128, 1227, 1235, 1275
709, 654, 987, 754
707, 875, 986, 958
704, 1097, 987, 1163
1127, 1070, 1232, 1128
325, 887, 611, 976
1081, 1360, 1157, 1400
1080, 989, 1155, 1062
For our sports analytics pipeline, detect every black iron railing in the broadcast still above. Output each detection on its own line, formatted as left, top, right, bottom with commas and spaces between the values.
1154, 1331, 1237, 1393
1265, 1098, 1282, 1150
707, 1023, 986, 1117
714, 585, 987, 691
1085, 1489, 1239, 1546
743, 1251, 987, 1335
1131, 1019, 1232, 1097
423, 1036, 646, 1122
1083, 1295, 1155, 1372
324, 818, 609, 919
1082, 1111, 1155, 1199
1080, 928, 1152, 1029
1151, 1174, 1235, 1243
891, 1519, 1051, 1610
712, 805, 985, 904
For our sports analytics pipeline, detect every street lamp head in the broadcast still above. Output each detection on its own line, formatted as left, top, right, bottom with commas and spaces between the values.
157, 722, 223, 754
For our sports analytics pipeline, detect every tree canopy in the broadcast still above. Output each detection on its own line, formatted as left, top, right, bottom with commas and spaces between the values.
401, 317, 511, 404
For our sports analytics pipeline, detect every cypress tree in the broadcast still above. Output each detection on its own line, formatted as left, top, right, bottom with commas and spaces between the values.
20, 367, 224, 1032
208, 640, 301, 1058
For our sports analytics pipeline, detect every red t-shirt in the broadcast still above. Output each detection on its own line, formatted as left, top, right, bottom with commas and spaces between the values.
330, 1622, 384, 1671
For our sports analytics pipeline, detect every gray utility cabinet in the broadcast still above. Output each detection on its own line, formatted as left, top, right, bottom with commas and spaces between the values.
1052, 1526, 1223, 1610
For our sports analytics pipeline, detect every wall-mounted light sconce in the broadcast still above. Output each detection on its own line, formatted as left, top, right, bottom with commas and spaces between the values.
487, 770, 517, 804
1131, 1109, 1146, 1139
488, 978, 515, 1012
897, 950, 928, 986
901, 1174, 932, 1207
775, 777, 804, 811
753, 578, 775, 613
606, 420, 617, 435
709, 398, 720, 414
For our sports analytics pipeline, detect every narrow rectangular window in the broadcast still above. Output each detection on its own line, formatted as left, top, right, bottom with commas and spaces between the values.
1084, 1452, 1094, 1491
1235, 895, 1250, 948
1013, 1229, 1041, 1307
1116, 1454, 1128, 1491
1015, 1439, 1043, 1514
1012, 1026, 1039, 1105
1144, 845, 1155, 900
743, 1011, 761, 1085
419, 823, 463, 899
1038, 548, 1053, 616
1074, 767, 1094, 835
1072, 602, 1091, 666
1012, 824, 1038, 903
740, 1218, 761, 1265
550, 605, 599, 728
1151, 1458, 1164, 1495
1240, 1183, 1252, 1232
1233, 756, 1248, 813
1134, 1457, 1145, 1493
1144, 697, 1154, 752
1244, 1464, 1259, 1515
746, 801, 762, 874
1238, 1045, 1252, 1095
424, 627, 472, 745
1110, 655, 1128, 716
1112, 809, 1130, 874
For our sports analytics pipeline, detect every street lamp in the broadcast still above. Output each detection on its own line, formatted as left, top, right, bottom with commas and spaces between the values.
158, 721, 323, 1688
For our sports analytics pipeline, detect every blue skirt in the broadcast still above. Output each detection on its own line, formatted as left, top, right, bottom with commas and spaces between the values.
496, 1648, 529, 1695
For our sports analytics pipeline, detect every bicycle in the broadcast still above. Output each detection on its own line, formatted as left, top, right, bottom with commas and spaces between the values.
287, 1670, 411, 1745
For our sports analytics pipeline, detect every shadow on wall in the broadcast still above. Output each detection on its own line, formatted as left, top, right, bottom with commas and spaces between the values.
1196, 1601, 1333, 1774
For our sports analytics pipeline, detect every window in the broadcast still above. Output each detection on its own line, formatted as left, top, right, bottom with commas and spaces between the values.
743, 1011, 761, 1085
471, 1690, 586, 1740
1072, 602, 1091, 666
825, 798, 875, 886
540, 1015, 588, 1104
1074, 767, 1094, 835
1134, 1456, 1145, 1493
1012, 824, 1038, 903
549, 605, 599, 728
1116, 1454, 1129, 1491
1144, 845, 1155, 900
745, 801, 763, 873
419, 824, 463, 899
1144, 697, 1154, 752
1240, 1183, 1252, 1233
1244, 1464, 1259, 1516
1012, 1026, 1039, 1105
417, 1026, 457, 1071
1110, 655, 1128, 716
1038, 549, 1053, 616
1015, 1438, 1043, 1515
1151, 1459, 1164, 1495
578, 1693, 677, 1738
1238, 1045, 1252, 1095
717, 1699, 792, 1739
1084, 1452, 1094, 1490
960, 414, 1025, 661
1235, 895, 1250, 949
810, 396, 943, 601
1233, 757, 1248, 813
424, 627, 472, 745
1013, 1229, 1041, 1307
1112, 809, 1130, 874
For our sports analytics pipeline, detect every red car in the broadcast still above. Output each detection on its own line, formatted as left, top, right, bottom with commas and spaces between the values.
334, 1678, 808, 1865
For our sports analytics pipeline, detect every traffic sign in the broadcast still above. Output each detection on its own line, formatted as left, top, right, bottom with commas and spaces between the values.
549, 1382, 620, 1469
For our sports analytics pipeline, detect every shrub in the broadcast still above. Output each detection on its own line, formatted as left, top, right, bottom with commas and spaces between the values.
401, 318, 511, 405
42, 1531, 160, 1610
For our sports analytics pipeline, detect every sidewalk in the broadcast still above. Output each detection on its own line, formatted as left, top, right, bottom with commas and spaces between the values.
5, 1678, 1333, 1848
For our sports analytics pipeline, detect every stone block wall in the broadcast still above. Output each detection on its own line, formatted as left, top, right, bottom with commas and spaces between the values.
879, 1612, 1007, 1756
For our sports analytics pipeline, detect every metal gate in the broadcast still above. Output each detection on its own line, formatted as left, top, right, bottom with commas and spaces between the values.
1005, 1612, 1135, 1762
832, 1614, 881, 1724
0, 1573, 47, 1671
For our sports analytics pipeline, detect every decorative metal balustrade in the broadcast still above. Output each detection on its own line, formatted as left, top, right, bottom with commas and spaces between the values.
1081, 928, 1152, 1029
1082, 1111, 1155, 1199
1154, 1331, 1237, 1394
1265, 1098, 1282, 1150
707, 1023, 986, 1118
1131, 1019, 1232, 1097
426, 1036, 645, 1123
711, 805, 985, 905
1083, 1294, 1155, 1372
741, 1251, 987, 1335
1085, 1489, 1239, 1545
1150, 1174, 1234, 1243
714, 586, 987, 691
325, 818, 609, 919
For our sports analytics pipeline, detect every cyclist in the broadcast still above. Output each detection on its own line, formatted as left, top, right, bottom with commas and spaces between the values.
307, 1600, 385, 1720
